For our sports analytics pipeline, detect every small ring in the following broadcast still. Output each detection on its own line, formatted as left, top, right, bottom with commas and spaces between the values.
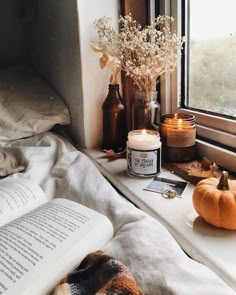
162, 189, 177, 199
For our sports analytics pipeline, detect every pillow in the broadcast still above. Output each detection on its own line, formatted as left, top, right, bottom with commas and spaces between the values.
0, 64, 71, 141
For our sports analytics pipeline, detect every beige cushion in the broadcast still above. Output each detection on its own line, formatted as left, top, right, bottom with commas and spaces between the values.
0, 65, 70, 141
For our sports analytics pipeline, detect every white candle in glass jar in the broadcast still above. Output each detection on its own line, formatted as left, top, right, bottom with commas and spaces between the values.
127, 129, 162, 177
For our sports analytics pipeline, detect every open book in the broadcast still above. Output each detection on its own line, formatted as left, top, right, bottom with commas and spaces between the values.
0, 178, 114, 295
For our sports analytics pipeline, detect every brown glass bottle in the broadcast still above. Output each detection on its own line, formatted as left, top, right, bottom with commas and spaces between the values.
102, 84, 126, 152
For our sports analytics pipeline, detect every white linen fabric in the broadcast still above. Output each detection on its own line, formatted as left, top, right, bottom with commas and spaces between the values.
0, 65, 70, 141
1, 132, 235, 295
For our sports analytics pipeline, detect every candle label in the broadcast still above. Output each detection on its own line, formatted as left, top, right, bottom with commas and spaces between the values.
167, 128, 196, 147
127, 148, 161, 177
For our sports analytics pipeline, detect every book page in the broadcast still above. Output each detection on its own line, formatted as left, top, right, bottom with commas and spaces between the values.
0, 198, 113, 295
0, 178, 47, 227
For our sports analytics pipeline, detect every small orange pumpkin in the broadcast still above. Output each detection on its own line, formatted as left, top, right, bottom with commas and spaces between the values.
192, 171, 236, 230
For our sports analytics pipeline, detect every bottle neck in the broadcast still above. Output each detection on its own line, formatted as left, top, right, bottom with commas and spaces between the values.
108, 84, 119, 90
108, 84, 123, 104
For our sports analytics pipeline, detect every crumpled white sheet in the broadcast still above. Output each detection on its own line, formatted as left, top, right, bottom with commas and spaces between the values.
0, 148, 25, 176
1, 132, 235, 295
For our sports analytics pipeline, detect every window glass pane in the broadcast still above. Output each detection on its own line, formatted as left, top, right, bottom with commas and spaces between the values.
187, 0, 236, 118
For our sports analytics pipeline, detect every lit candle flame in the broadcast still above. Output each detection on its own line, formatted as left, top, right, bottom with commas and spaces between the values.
177, 119, 183, 129
141, 129, 147, 135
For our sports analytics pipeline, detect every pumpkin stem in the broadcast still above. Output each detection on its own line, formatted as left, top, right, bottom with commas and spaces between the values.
217, 171, 230, 190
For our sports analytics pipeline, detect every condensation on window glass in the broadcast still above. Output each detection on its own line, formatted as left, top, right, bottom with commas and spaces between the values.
187, 0, 236, 118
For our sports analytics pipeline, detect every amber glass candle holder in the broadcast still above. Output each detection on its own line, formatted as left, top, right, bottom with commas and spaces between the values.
160, 113, 196, 162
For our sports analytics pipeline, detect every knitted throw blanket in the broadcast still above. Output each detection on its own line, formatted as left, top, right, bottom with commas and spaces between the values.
53, 251, 143, 295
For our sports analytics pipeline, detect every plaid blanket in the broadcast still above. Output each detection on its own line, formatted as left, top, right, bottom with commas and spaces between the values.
53, 251, 143, 295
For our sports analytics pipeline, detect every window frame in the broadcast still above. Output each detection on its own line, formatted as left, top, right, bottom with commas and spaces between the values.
159, 0, 236, 171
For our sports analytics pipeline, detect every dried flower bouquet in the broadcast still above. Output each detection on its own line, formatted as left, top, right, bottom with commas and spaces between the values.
91, 14, 184, 100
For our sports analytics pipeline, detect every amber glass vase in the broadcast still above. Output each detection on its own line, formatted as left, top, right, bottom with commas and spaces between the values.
102, 84, 126, 152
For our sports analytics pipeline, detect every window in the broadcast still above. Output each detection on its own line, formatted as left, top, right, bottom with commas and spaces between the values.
158, 0, 236, 171
185, 0, 236, 119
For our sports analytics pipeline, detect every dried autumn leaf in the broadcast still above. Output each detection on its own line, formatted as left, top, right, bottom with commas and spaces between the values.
104, 149, 116, 157
188, 168, 215, 178
103, 149, 126, 159
201, 157, 213, 170
99, 54, 109, 69
90, 42, 103, 53
188, 163, 219, 178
